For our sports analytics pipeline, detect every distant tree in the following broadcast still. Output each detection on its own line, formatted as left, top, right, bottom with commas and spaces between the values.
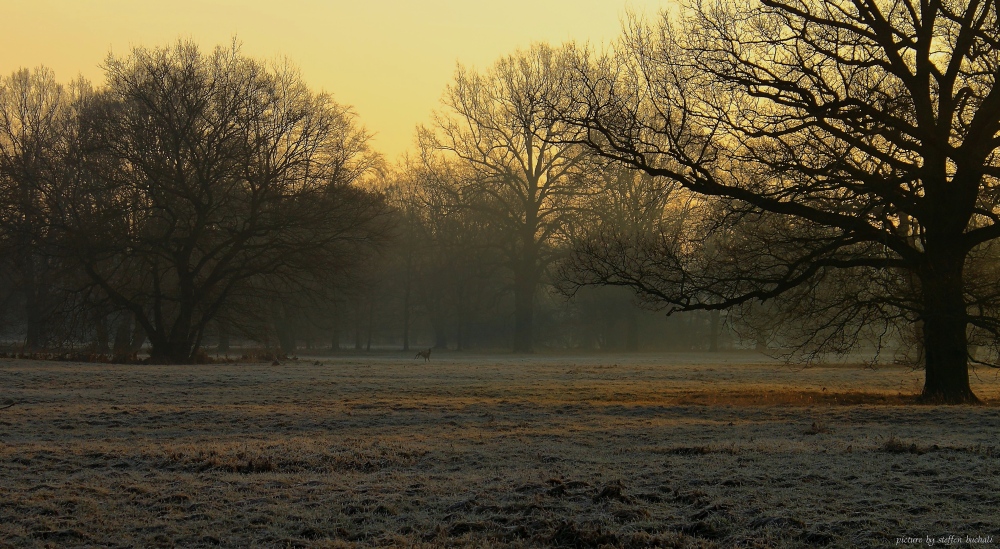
380, 165, 434, 351
560, 164, 705, 351
421, 43, 592, 352
561, 0, 1000, 402
382, 155, 508, 351
0, 67, 85, 349
53, 40, 388, 363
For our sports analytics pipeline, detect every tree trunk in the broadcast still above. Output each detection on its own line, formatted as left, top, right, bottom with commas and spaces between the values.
433, 324, 448, 350
429, 294, 448, 350
354, 300, 363, 351
402, 285, 410, 352
93, 312, 110, 353
277, 324, 295, 356
709, 310, 721, 352
626, 310, 639, 352
402, 253, 412, 352
512, 266, 535, 353
130, 314, 147, 353
217, 320, 230, 354
456, 285, 467, 351
23, 280, 46, 351
366, 300, 374, 352
148, 313, 195, 363
754, 330, 767, 352
113, 316, 132, 354
275, 301, 296, 356
149, 339, 192, 364
919, 250, 978, 403
331, 300, 341, 351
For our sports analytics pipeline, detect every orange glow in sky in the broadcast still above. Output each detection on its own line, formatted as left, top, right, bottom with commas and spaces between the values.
3, 1, 668, 159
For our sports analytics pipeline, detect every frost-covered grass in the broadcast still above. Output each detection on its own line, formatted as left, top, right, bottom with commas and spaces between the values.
1, 352, 999, 547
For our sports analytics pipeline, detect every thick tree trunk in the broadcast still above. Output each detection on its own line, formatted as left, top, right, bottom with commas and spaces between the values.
275, 301, 296, 356
277, 325, 296, 356
93, 313, 110, 353
130, 314, 147, 353
149, 339, 193, 364
217, 320, 230, 354
23, 280, 46, 351
147, 314, 196, 364
113, 316, 132, 354
919, 250, 978, 403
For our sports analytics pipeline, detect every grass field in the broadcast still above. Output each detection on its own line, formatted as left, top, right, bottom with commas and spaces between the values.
2, 352, 1000, 547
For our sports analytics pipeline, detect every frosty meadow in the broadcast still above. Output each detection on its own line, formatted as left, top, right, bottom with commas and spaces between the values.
2, 353, 999, 546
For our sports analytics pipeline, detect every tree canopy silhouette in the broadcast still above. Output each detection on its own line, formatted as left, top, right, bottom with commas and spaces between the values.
53, 41, 387, 363
561, 0, 1000, 402
420, 43, 592, 352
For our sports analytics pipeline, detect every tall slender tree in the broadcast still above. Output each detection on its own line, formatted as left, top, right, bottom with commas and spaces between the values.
421, 43, 591, 352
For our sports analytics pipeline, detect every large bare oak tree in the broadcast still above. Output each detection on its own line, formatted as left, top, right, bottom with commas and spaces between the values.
561, 0, 1000, 402
54, 41, 387, 363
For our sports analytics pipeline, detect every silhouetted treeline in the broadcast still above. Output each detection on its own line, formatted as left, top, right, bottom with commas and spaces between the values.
0, 39, 733, 360
0, 41, 392, 362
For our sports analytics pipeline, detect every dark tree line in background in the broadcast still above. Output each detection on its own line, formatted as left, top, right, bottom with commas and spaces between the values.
0, 39, 724, 364
0, 42, 391, 363
3, 0, 998, 404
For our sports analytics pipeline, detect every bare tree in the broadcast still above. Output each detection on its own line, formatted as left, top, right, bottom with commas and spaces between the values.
561, 0, 1000, 402
421, 43, 592, 352
0, 68, 88, 349
557, 163, 691, 350
52, 40, 388, 363
381, 155, 509, 351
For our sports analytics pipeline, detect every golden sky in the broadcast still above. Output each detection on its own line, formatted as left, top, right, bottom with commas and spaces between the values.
2, 1, 667, 159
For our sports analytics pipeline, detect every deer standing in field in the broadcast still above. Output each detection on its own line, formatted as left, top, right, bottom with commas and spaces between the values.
415, 348, 432, 362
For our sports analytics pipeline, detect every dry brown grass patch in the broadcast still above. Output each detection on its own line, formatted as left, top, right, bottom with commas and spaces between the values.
672, 389, 926, 406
